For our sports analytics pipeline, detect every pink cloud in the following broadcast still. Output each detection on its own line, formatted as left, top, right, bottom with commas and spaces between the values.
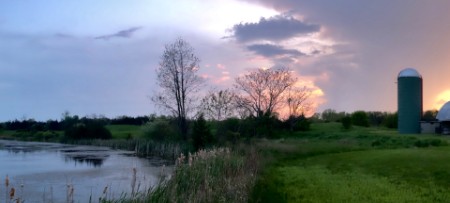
216, 64, 226, 70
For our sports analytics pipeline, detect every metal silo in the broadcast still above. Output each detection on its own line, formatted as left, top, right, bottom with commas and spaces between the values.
397, 68, 423, 134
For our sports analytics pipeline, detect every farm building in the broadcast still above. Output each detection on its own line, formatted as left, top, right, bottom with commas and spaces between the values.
437, 101, 450, 134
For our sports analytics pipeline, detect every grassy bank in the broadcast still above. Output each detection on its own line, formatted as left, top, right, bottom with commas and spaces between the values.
251, 122, 450, 202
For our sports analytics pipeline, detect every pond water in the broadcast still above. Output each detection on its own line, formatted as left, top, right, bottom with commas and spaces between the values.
0, 140, 172, 203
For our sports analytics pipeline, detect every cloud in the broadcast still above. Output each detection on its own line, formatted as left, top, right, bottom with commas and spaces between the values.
0, 29, 164, 121
55, 33, 74, 39
216, 64, 226, 70
247, 43, 305, 57
94, 26, 142, 40
229, 14, 320, 42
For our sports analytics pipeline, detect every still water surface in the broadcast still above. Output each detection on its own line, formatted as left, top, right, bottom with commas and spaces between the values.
0, 140, 171, 203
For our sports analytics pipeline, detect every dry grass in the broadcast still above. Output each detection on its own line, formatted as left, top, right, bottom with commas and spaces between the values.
144, 147, 261, 203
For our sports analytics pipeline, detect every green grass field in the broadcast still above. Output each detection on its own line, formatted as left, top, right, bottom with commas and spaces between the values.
251, 122, 450, 203
106, 124, 142, 139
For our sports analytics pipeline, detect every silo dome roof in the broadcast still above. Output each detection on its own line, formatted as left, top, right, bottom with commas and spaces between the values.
437, 101, 450, 121
398, 68, 422, 78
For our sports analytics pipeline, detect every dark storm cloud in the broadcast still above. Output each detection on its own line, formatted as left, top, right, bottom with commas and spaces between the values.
247, 43, 305, 57
230, 14, 320, 42
95, 26, 142, 40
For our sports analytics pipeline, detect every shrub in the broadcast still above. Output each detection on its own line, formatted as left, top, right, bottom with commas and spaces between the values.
295, 117, 311, 131
65, 121, 112, 140
141, 118, 178, 142
284, 115, 311, 132
351, 111, 370, 127
414, 139, 448, 148
215, 118, 240, 143
192, 114, 214, 150
342, 116, 352, 130
225, 131, 240, 144
35, 131, 60, 141
257, 112, 282, 138
383, 113, 398, 129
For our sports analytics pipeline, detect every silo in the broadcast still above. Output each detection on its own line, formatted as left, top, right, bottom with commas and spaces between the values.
397, 68, 423, 134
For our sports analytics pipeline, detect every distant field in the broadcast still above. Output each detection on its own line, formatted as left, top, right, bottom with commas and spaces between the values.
252, 122, 450, 203
106, 124, 142, 139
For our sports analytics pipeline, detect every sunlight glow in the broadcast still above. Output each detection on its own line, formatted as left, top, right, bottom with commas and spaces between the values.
197, 0, 278, 37
434, 90, 450, 110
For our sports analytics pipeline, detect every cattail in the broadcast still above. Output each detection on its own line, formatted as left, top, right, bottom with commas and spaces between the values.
69, 186, 74, 203
102, 186, 108, 195
188, 153, 193, 167
131, 168, 137, 196
5, 175, 9, 187
9, 187, 15, 200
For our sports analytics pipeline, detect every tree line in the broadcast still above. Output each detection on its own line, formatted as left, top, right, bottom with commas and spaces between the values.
151, 38, 313, 144
0, 115, 150, 132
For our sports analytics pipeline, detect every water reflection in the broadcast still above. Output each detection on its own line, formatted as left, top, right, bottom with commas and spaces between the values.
0, 142, 59, 153
0, 141, 111, 167
63, 152, 109, 167
0, 140, 172, 202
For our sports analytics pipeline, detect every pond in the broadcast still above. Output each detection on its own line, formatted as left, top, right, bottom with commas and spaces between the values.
0, 140, 172, 203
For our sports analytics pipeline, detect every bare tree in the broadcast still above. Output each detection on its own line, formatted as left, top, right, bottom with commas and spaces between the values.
200, 89, 237, 121
234, 67, 296, 118
286, 86, 312, 131
152, 38, 203, 139
287, 86, 312, 118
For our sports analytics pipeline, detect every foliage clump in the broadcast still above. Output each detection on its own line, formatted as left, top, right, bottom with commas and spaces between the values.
351, 111, 370, 127
341, 116, 352, 130
141, 117, 178, 142
64, 120, 112, 140
62, 113, 112, 140
192, 114, 214, 150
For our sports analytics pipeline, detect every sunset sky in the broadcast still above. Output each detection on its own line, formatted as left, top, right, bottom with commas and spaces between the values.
1, 0, 450, 121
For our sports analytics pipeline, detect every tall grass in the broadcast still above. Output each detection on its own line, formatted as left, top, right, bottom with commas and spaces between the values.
144, 147, 261, 202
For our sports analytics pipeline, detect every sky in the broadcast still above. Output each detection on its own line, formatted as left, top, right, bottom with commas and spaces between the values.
1, 0, 450, 121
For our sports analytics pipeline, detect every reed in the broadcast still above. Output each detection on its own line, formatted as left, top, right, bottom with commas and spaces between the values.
2, 176, 25, 203
146, 146, 261, 202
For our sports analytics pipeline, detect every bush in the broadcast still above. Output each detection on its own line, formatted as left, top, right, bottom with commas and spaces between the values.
257, 112, 282, 138
192, 114, 214, 150
225, 131, 240, 144
414, 139, 448, 148
383, 113, 398, 129
351, 111, 369, 127
295, 117, 311, 131
142, 118, 178, 142
216, 118, 240, 143
342, 116, 352, 130
64, 120, 112, 140
284, 115, 311, 132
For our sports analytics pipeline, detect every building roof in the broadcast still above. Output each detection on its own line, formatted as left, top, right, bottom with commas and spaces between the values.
398, 68, 422, 78
437, 101, 450, 121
